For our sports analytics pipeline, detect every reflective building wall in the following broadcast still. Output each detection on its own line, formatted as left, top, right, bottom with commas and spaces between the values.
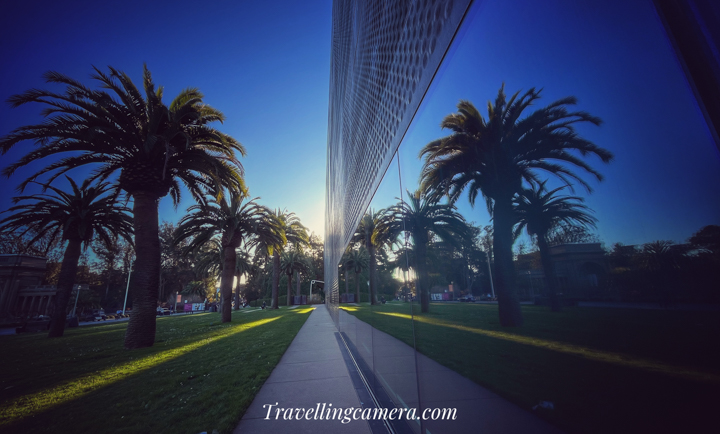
325, 1, 720, 433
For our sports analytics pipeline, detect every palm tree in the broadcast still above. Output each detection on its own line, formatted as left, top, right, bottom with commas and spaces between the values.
257, 210, 308, 309
0, 178, 133, 337
381, 190, 470, 312
340, 247, 352, 300
233, 248, 254, 310
419, 85, 612, 326
0, 66, 246, 348
351, 210, 396, 305
344, 248, 369, 304
175, 194, 269, 322
513, 181, 597, 311
280, 250, 309, 305
247, 213, 286, 306
191, 237, 223, 280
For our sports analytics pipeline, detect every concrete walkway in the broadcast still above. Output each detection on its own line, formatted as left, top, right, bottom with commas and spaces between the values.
234, 305, 371, 433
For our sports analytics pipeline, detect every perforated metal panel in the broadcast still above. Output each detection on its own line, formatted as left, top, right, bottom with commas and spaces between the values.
325, 0, 472, 317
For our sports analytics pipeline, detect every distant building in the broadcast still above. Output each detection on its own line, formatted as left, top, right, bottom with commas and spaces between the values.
0, 254, 48, 319
516, 243, 608, 298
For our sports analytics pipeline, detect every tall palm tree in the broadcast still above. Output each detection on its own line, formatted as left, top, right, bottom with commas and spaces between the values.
351, 210, 395, 305
344, 248, 369, 304
513, 181, 597, 311
0, 178, 133, 337
381, 190, 470, 312
280, 250, 309, 305
419, 85, 612, 326
233, 247, 254, 310
0, 66, 246, 348
256, 210, 308, 309
175, 194, 269, 322
246, 211, 286, 308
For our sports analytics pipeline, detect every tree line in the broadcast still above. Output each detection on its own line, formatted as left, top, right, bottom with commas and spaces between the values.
0, 65, 319, 349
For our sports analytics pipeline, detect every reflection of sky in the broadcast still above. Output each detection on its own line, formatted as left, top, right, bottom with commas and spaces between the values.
1, 0, 719, 247
372, 0, 720, 247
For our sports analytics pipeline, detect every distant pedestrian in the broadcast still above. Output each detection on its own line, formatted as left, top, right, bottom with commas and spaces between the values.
261, 301, 266, 310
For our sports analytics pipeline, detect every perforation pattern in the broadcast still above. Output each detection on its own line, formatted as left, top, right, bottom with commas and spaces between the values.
325, 0, 472, 314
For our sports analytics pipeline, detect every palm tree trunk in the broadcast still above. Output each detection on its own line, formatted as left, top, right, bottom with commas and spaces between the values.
368, 244, 377, 305
493, 197, 524, 327
220, 246, 236, 322
47, 238, 82, 338
124, 192, 161, 349
286, 273, 292, 306
271, 251, 280, 309
355, 271, 360, 304
415, 233, 431, 313
537, 235, 561, 312
296, 271, 301, 298
234, 272, 241, 311
344, 268, 349, 297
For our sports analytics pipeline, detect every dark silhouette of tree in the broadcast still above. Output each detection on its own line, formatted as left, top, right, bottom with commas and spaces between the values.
175, 194, 270, 322
689, 225, 720, 257
233, 248, 254, 310
0, 66, 246, 348
280, 250, 309, 305
419, 85, 612, 326
351, 210, 394, 305
380, 190, 470, 312
251, 209, 307, 309
513, 181, 597, 311
344, 248, 369, 304
0, 178, 132, 337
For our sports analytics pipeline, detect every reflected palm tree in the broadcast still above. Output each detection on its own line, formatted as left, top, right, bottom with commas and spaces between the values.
0, 178, 133, 337
381, 190, 470, 312
420, 85, 612, 326
344, 247, 369, 304
513, 181, 597, 311
352, 210, 394, 305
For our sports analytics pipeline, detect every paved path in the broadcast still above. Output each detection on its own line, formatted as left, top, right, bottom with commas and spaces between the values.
234, 305, 371, 433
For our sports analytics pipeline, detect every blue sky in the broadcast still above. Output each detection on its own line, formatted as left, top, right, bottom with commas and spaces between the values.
1, 0, 719, 248
0, 0, 332, 237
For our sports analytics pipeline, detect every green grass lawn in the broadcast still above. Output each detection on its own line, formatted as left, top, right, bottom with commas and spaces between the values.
341, 302, 720, 433
0, 307, 313, 434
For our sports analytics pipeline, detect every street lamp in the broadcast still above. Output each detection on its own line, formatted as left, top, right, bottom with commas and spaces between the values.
122, 261, 134, 315
484, 251, 495, 299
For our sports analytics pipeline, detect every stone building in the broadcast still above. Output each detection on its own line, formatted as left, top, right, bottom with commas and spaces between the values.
516, 243, 608, 299
0, 254, 49, 319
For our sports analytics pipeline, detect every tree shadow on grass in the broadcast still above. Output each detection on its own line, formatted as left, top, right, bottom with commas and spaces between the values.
0, 308, 312, 434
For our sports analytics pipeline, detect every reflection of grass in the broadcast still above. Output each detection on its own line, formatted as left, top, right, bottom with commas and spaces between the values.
341, 303, 720, 433
0, 307, 313, 434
